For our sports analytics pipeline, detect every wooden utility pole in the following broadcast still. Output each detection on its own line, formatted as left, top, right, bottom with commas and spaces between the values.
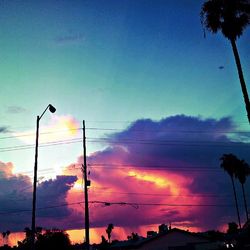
82, 120, 90, 250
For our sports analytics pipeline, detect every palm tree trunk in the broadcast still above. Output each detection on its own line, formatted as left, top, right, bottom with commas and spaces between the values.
230, 39, 250, 124
241, 183, 249, 221
231, 176, 242, 229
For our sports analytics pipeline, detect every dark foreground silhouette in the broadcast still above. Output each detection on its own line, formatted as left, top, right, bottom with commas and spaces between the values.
1, 222, 250, 250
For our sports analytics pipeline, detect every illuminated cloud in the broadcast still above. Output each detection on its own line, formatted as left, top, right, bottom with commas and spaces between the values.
2, 115, 250, 241
0, 161, 14, 177
13, 115, 80, 144
127, 170, 178, 190
65, 115, 250, 234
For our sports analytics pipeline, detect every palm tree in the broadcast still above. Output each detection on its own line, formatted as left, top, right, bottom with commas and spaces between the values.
106, 224, 114, 244
201, 0, 250, 123
235, 159, 250, 221
24, 227, 32, 239
220, 153, 241, 228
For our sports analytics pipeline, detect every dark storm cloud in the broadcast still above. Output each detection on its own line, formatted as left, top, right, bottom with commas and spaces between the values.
106, 115, 250, 192
37, 175, 77, 218
0, 161, 77, 231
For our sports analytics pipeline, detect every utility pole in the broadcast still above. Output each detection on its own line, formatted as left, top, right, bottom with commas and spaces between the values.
82, 120, 90, 250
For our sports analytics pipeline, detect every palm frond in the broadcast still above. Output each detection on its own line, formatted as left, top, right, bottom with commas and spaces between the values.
201, 0, 250, 40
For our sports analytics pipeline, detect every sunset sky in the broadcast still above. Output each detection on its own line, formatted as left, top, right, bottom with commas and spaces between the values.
1, 0, 250, 246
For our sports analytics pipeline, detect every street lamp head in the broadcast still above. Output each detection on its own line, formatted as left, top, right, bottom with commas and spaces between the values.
48, 104, 56, 113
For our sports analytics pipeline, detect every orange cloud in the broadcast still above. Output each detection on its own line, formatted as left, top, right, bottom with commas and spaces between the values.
62, 157, 205, 235
127, 170, 180, 194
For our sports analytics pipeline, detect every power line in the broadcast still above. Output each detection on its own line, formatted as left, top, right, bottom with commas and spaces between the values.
87, 137, 250, 147
0, 164, 222, 180
87, 190, 235, 198
90, 200, 237, 208
0, 200, 240, 216
88, 163, 220, 171
1, 135, 248, 145
4, 118, 250, 130
1, 136, 250, 153
0, 128, 82, 140
0, 138, 82, 152
2, 189, 236, 203
1, 126, 250, 141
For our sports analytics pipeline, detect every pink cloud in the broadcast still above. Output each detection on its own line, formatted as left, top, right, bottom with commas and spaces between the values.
2, 115, 250, 244
63, 115, 250, 235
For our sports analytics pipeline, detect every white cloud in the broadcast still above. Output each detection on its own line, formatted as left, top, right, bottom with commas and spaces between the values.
13, 115, 80, 144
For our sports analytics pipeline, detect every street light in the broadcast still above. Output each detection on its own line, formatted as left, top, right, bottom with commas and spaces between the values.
31, 104, 56, 250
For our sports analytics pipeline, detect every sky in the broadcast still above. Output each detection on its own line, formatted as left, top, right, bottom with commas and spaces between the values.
0, 0, 250, 246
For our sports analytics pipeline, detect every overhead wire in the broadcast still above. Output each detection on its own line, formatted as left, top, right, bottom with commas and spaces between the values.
1, 135, 250, 153
3, 117, 250, 129
1, 125, 250, 141
0, 164, 223, 180
0, 200, 241, 216
2, 188, 237, 202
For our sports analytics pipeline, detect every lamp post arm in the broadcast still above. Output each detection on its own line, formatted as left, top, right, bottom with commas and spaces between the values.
39, 105, 50, 121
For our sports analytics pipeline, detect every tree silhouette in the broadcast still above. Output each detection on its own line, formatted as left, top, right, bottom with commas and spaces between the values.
24, 227, 32, 239
127, 232, 140, 241
227, 222, 238, 235
36, 229, 71, 250
18, 228, 71, 250
159, 223, 169, 233
235, 159, 250, 221
201, 0, 250, 123
106, 224, 114, 244
220, 153, 241, 228
18, 227, 43, 250
99, 235, 109, 250
0, 245, 11, 250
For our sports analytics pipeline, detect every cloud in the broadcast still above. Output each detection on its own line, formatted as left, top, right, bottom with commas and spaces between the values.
6, 106, 26, 114
64, 115, 250, 233
13, 115, 80, 144
0, 126, 9, 133
2, 115, 250, 238
0, 161, 77, 232
54, 31, 85, 45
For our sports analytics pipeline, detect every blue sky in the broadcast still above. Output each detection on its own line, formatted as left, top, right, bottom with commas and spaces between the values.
1, 0, 249, 129
1, 0, 250, 239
